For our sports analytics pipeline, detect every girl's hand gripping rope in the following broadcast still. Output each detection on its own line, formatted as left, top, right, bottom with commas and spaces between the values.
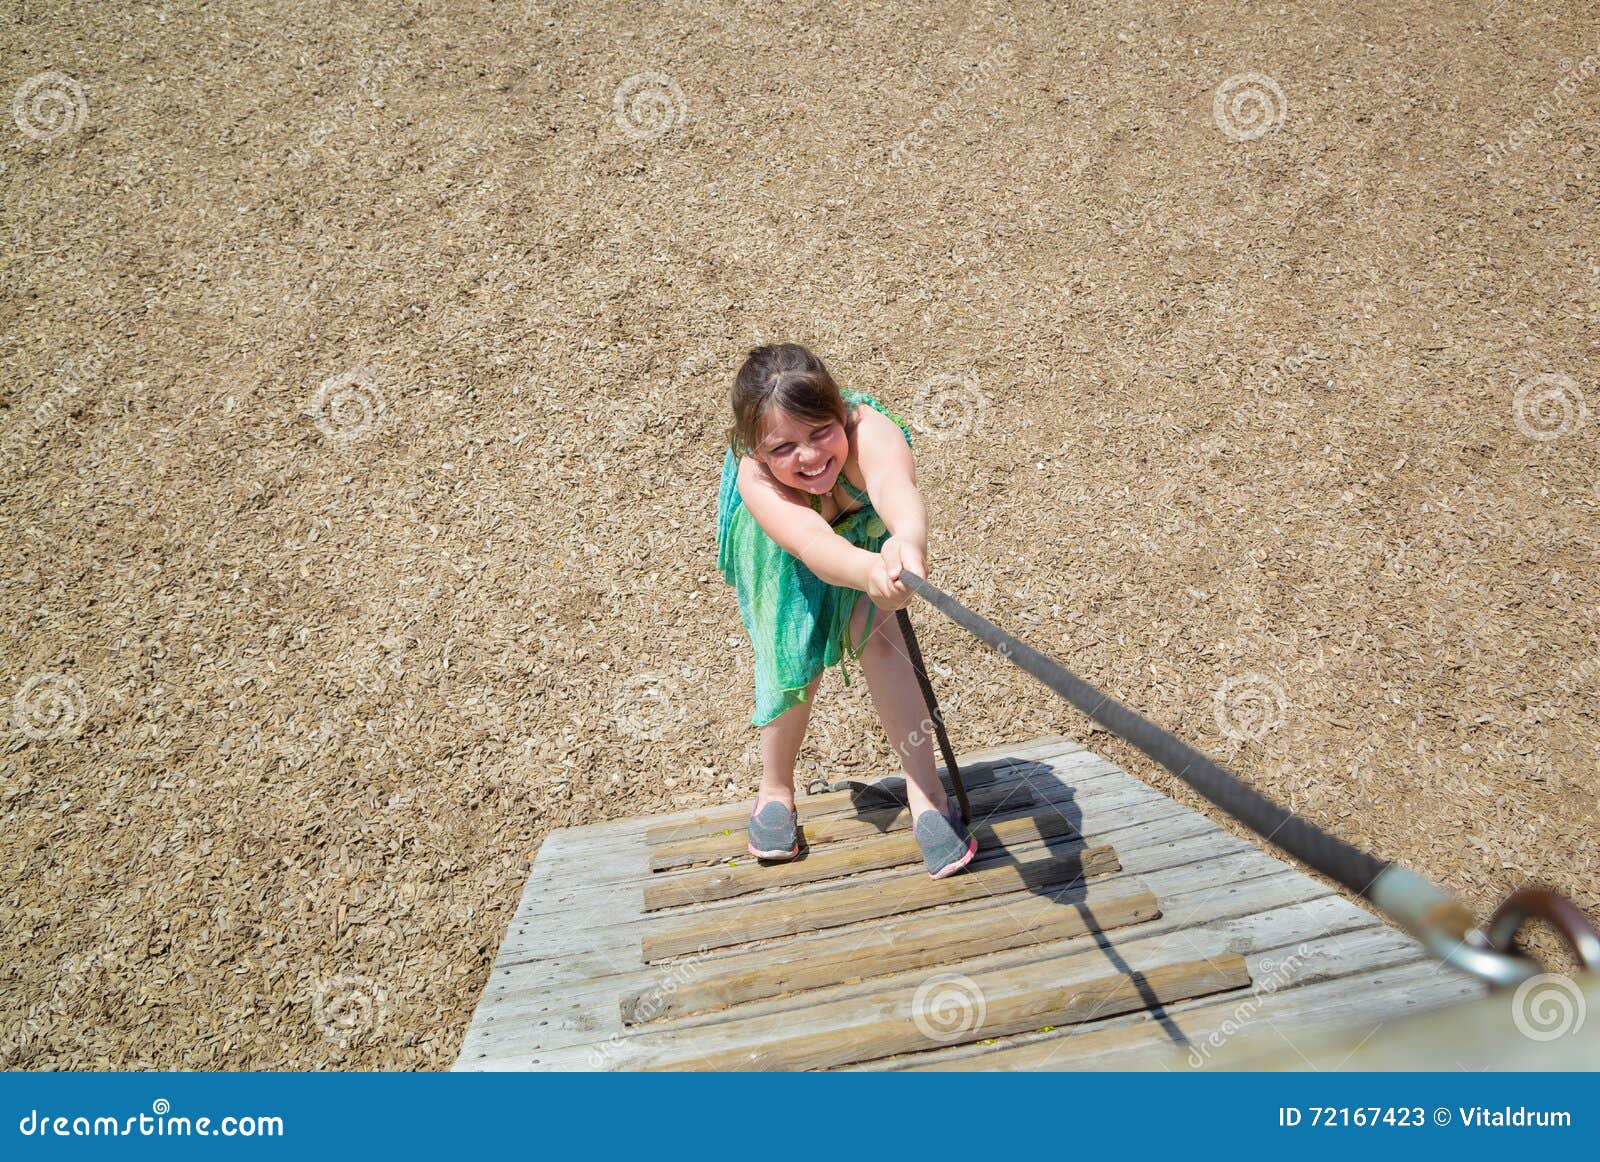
868, 536, 928, 610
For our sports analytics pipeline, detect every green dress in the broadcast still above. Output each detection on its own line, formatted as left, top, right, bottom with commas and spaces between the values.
716, 390, 914, 726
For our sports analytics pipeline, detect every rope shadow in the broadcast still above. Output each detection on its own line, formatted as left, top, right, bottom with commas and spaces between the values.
967, 763, 1190, 1052
804, 757, 1191, 1053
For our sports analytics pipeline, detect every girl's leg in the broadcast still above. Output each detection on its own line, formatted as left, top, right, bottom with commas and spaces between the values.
847, 596, 950, 818
756, 672, 823, 811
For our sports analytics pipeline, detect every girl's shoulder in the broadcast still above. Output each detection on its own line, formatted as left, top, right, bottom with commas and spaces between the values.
842, 389, 912, 441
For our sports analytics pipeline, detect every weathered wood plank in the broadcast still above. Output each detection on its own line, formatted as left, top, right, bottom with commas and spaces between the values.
643, 758, 1184, 877
652, 955, 1252, 1071
644, 808, 1082, 911
642, 842, 1121, 962
648, 781, 1040, 872
622, 880, 1161, 1024
501, 768, 1106, 912
891, 931, 1479, 1071
1217, 968, 1577, 1070
470, 856, 1317, 1066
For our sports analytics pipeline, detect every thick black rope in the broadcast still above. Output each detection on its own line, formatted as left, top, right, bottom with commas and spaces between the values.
899, 572, 1391, 900
894, 608, 972, 829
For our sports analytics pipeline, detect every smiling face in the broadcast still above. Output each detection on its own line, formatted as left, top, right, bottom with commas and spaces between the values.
755, 406, 850, 495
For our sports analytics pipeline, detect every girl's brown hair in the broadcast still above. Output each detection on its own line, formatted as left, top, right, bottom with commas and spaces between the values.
726, 343, 852, 458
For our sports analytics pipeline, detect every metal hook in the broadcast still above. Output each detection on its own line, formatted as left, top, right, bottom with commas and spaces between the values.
1485, 886, 1600, 973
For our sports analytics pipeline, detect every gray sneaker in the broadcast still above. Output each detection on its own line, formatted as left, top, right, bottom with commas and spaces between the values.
914, 808, 978, 879
747, 799, 799, 860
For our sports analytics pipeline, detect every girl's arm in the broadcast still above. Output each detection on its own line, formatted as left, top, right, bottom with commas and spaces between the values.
855, 407, 929, 576
736, 456, 877, 591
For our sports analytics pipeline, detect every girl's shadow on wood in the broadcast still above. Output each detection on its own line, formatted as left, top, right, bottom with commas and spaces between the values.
796, 756, 1189, 1051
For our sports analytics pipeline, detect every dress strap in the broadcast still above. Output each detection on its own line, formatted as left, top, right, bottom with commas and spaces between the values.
837, 473, 871, 506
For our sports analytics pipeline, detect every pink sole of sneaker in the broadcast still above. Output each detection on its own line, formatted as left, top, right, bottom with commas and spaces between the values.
928, 836, 979, 879
747, 843, 799, 860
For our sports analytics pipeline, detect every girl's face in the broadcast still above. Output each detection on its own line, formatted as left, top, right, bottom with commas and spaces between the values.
755, 407, 848, 495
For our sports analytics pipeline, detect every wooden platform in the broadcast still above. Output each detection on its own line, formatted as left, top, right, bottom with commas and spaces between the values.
454, 735, 1487, 1070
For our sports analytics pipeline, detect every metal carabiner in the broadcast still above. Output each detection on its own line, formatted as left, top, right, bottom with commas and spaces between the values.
1369, 866, 1545, 989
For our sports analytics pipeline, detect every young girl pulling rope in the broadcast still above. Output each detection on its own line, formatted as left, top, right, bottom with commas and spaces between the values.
715, 343, 977, 878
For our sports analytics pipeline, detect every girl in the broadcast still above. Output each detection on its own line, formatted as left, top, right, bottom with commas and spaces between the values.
715, 343, 978, 879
